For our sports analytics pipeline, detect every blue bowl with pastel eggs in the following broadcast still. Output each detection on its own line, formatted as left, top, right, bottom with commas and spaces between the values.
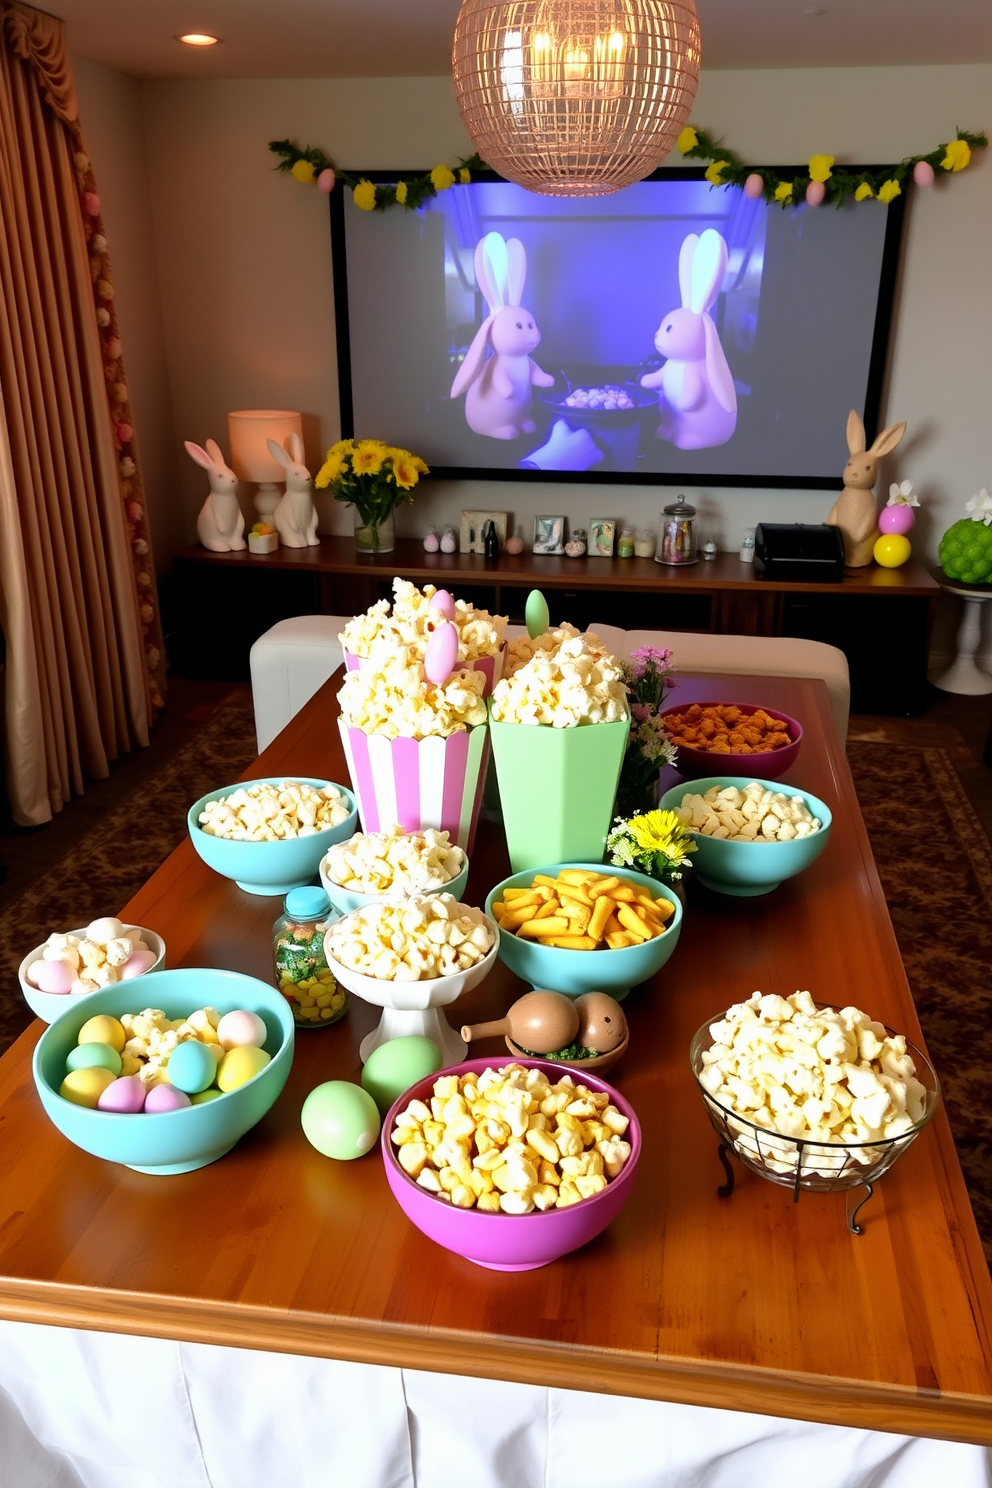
32, 968, 295, 1174
187, 776, 358, 896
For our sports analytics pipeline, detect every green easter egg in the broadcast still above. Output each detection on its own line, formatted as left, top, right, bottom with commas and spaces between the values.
361, 1037, 443, 1116
301, 1081, 380, 1160
66, 1042, 123, 1078
525, 589, 550, 640
191, 1088, 223, 1104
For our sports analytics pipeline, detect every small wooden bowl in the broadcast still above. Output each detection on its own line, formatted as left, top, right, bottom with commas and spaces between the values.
505, 1031, 629, 1074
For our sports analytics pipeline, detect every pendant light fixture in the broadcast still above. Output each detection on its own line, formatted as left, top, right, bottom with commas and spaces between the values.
452, 0, 701, 197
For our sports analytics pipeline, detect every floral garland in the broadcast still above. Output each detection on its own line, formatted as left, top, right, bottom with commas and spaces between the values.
676, 124, 987, 207
269, 139, 485, 211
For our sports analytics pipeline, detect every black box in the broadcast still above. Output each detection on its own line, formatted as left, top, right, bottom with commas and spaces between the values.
754, 523, 845, 582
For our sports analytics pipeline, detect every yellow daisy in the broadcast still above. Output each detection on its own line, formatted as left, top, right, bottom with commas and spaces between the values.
774, 181, 793, 203
855, 182, 874, 201
315, 450, 347, 487
431, 164, 456, 191
392, 457, 420, 490
808, 154, 835, 183
291, 159, 316, 184
942, 139, 971, 172
878, 178, 902, 203
459, 167, 471, 184
705, 160, 729, 186
353, 440, 388, 476
353, 180, 377, 211
677, 126, 698, 154
395, 181, 408, 205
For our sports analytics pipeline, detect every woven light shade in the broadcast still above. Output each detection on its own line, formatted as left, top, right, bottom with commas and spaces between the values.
452, 0, 701, 197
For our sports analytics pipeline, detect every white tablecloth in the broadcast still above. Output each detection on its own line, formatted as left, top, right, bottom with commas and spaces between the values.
0, 1323, 988, 1488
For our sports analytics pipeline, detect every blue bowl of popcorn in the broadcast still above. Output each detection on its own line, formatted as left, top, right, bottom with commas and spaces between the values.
658, 776, 832, 897
187, 777, 357, 896
318, 828, 469, 916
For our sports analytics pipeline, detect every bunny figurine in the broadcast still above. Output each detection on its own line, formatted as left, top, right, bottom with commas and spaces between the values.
266, 432, 319, 548
450, 232, 554, 440
186, 438, 246, 553
826, 410, 907, 567
641, 229, 738, 451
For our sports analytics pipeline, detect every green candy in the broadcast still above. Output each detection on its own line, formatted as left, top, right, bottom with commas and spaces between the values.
191, 1088, 223, 1104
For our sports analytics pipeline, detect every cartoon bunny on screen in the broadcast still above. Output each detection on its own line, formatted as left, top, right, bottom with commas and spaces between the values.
450, 232, 554, 440
641, 228, 738, 451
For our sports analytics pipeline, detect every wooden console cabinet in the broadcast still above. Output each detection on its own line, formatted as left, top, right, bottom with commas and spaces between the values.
168, 537, 940, 714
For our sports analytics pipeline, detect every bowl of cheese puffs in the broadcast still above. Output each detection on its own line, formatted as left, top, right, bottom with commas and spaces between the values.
659, 702, 802, 781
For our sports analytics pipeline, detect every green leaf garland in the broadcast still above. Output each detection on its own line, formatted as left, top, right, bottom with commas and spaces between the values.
268, 138, 485, 211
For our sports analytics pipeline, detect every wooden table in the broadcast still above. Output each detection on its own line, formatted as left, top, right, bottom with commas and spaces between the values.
1, 672, 990, 1446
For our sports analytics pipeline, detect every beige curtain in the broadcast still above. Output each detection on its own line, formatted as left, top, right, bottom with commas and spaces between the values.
0, 1, 164, 826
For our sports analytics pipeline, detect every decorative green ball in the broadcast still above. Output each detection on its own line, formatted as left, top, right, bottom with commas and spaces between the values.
939, 519, 992, 585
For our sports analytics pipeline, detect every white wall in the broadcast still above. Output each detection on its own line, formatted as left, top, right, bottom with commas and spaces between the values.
76, 61, 992, 595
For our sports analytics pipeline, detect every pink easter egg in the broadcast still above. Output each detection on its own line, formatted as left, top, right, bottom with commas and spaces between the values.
430, 589, 455, 620
32, 958, 76, 994
423, 532, 439, 553
805, 180, 825, 207
115, 421, 133, 443
744, 172, 764, 200
913, 160, 934, 189
217, 1008, 267, 1051
83, 191, 101, 216
121, 947, 157, 979
424, 621, 459, 685
98, 1075, 147, 1114
144, 1084, 192, 1113
879, 504, 916, 536
317, 168, 336, 194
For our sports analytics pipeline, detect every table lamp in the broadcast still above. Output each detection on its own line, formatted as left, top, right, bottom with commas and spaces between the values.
228, 409, 303, 517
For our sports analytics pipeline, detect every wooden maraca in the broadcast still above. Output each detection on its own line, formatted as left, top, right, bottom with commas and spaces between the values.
461, 991, 578, 1055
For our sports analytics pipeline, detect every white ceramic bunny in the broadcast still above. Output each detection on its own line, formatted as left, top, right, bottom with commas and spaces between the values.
450, 232, 554, 440
186, 438, 246, 552
826, 410, 907, 567
266, 432, 319, 548
641, 228, 738, 451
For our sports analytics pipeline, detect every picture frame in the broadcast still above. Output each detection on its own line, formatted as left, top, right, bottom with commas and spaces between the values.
588, 519, 616, 557
460, 510, 509, 554
533, 515, 566, 555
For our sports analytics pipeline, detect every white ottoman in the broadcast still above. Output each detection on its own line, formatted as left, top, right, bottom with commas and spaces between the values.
249, 615, 352, 753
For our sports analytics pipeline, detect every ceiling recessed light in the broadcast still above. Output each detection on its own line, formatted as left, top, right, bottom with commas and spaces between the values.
176, 33, 221, 46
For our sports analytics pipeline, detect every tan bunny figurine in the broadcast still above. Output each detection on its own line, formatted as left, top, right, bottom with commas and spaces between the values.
826, 411, 907, 567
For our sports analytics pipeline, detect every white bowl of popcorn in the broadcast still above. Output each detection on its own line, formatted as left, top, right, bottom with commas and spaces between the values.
323, 894, 499, 1064
187, 777, 357, 896
20, 919, 166, 1024
318, 826, 469, 916
659, 776, 832, 896
690, 992, 939, 1222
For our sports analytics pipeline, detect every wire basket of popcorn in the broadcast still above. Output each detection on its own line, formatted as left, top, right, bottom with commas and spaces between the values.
488, 626, 630, 874
340, 579, 506, 696
689, 992, 940, 1234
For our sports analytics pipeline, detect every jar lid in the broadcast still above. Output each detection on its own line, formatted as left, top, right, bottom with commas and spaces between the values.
663, 500, 697, 517
284, 886, 331, 919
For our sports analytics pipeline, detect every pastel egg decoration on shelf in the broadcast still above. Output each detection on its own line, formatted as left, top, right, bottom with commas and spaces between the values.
874, 480, 918, 565
873, 534, 912, 568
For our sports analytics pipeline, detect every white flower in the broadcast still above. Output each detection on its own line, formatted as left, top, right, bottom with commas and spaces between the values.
965, 489, 992, 526
886, 480, 919, 508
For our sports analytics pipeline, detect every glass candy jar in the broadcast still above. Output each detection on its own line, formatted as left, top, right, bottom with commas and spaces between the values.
656, 500, 698, 566
272, 886, 347, 1028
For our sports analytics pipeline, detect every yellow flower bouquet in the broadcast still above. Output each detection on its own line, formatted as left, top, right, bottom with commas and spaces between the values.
316, 438, 428, 553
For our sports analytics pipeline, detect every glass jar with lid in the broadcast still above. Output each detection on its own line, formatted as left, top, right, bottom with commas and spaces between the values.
656, 500, 698, 566
272, 886, 347, 1028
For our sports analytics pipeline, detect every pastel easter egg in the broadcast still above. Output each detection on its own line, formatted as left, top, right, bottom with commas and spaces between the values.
217, 1009, 267, 1050
78, 1014, 126, 1053
873, 533, 912, 568
60, 1067, 116, 1108
423, 621, 459, 685
144, 1083, 192, 1113
429, 588, 455, 619
86, 917, 125, 945
301, 1081, 380, 1159
317, 167, 336, 194
217, 1045, 271, 1092
744, 172, 764, 199
422, 532, 439, 553
167, 1040, 217, 1095
361, 1036, 442, 1116
66, 1042, 122, 1077
191, 1088, 223, 1104
31, 957, 76, 994
505, 535, 524, 556
913, 160, 935, 188
525, 589, 550, 640
805, 180, 825, 207
121, 947, 157, 979
98, 1075, 147, 1114
879, 504, 915, 536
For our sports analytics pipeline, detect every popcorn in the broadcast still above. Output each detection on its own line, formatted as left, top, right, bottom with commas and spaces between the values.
324, 893, 495, 981
697, 991, 930, 1178
120, 1005, 222, 1086
197, 781, 351, 841
674, 783, 822, 843
490, 631, 627, 727
321, 825, 465, 898
340, 578, 506, 663
337, 658, 486, 739
392, 1063, 632, 1213
30, 925, 152, 994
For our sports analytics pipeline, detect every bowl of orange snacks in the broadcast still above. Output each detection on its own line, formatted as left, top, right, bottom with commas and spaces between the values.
659, 701, 802, 781
485, 863, 682, 998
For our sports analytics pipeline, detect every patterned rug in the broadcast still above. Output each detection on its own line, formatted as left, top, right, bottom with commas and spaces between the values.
0, 707, 990, 1263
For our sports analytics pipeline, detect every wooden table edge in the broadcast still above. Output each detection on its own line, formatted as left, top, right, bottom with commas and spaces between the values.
2, 1279, 990, 1447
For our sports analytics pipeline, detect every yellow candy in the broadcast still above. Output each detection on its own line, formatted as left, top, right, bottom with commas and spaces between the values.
77, 1015, 126, 1053
60, 1067, 117, 1108
217, 1045, 271, 1091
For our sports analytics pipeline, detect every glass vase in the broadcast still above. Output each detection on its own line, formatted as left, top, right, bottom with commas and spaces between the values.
354, 511, 394, 554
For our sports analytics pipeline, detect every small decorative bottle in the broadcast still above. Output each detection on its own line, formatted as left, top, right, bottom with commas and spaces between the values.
272, 886, 347, 1027
739, 528, 756, 564
617, 528, 635, 558
483, 519, 500, 560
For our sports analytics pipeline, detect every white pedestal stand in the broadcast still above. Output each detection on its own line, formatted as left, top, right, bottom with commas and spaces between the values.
930, 583, 992, 695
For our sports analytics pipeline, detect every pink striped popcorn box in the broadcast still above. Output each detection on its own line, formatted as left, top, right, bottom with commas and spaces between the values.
344, 648, 504, 698
337, 719, 490, 853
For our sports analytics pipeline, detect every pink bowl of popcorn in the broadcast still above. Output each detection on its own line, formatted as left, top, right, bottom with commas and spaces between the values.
20, 920, 166, 1025
381, 1057, 641, 1270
